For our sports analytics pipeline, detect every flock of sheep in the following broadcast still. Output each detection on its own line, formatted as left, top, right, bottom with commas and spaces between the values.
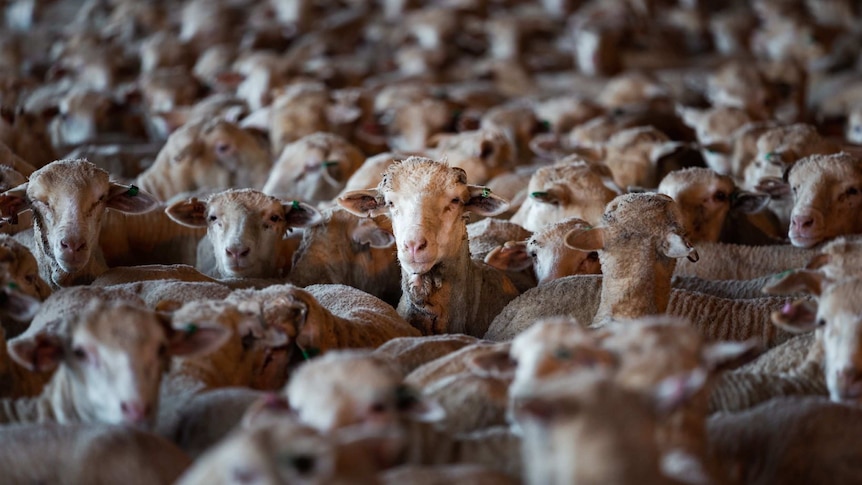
3, 0, 862, 483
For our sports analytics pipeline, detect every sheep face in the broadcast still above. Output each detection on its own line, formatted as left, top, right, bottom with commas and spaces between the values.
817, 281, 862, 403
0, 160, 158, 274
430, 129, 515, 185
787, 153, 862, 248
0, 234, 51, 302
509, 162, 619, 232
8, 301, 229, 427
527, 218, 600, 284
139, 119, 271, 201
166, 189, 321, 278
338, 157, 509, 276
48, 90, 114, 148
262, 133, 365, 205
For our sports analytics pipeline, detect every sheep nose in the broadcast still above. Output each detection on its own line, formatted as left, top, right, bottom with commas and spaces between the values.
404, 237, 428, 258
59, 238, 87, 253
121, 401, 150, 423
226, 246, 251, 259
790, 214, 814, 230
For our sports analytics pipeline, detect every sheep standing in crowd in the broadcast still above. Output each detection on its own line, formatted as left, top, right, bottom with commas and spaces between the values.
5, 0, 862, 482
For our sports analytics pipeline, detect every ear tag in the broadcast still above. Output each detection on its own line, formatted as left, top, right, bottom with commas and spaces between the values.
125, 185, 139, 197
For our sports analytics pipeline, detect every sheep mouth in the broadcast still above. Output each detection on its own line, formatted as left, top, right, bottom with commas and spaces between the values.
788, 234, 823, 248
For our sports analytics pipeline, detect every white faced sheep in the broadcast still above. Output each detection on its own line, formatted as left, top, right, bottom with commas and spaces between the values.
135, 118, 272, 201
509, 159, 621, 231
262, 131, 366, 205
0, 159, 161, 288
339, 156, 519, 337
786, 152, 862, 248
0, 300, 228, 427
166, 189, 321, 279
657, 167, 779, 245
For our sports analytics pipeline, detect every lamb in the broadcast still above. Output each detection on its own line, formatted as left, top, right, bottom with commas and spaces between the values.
134, 118, 272, 201
0, 300, 229, 427
338, 156, 520, 337
166, 188, 322, 279
786, 152, 862, 248
289, 207, 402, 306
0, 159, 161, 288
564, 192, 698, 326
261, 131, 366, 205
0, 423, 191, 485
509, 158, 621, 231
657, 167, 779, 245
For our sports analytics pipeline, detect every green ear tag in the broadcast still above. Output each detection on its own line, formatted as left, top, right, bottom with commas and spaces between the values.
322, 161, 338, 168
7, 282, 18, 290
126, 185, 139, 197
300, 347, 320, 360
540, 120, 551, 130
765, 152, 776, 161
481, 188, 490, 198
184, 323, 198, 335
774, 270, 793, 279
291, 200, 300, 210
531, 191, 548, 198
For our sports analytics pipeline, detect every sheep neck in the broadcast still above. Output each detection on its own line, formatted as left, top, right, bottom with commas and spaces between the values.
593, 245, 677, 326
31, 215, 107, 289
397, 232, 475, 336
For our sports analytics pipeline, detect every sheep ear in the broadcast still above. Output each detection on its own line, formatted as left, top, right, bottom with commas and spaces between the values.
165, 198, 209, 228
0, 287, 41, 322
0, 182, 29, 219
529, 186, 568, 205
651, 368, 708, 416
106, 182, 160, 213
8, 332, 64, 372
805, 253, 831, 270
167, 323, 232, 358
351, 219, 395, 248
465, 186, 509, 216
662, 232, 698, 260
284, 200, 323, 228
565, 227, 605, 252
771, 300, 819, 333
338, 189, 386, 217
484, 241, 532, 272
762, 269, 825, 297
702, 339, 762, 372
467, 348, 517, 380
731, 191, 770, 214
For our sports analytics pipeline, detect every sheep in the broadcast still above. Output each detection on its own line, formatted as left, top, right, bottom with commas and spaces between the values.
0, 159, 161, 288
786, 152, 862, 248
428, 128, 517, 185
485, 217, 599, 286
0, 300, 229, 426
289, 206, 401, 306
166, 189, 321, 279
742, 123, 840, 230
485, 274, 791, 348
708, 397, 862, 485
262, 131, 366, 205
227, 283, 422, 360
564, 192, 698, 326
134, 118, 272, 201
509, 158, 621, 231
267, 82, 335, 157
677, 105, 757, 176
673, 242, 815, 280
338, 156, 519, 337
657, 167, 780, 245
0, 423, 191, 485
372, 334, 483, 378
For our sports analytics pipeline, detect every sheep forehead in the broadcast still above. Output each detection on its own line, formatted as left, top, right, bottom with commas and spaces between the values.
606, 126, 669, 148
788, 153, 861, 184
380, 158, 465, 196
174, 300, 242, 329
74, 305, 165, 350
28, 160, 110, 199
659, 169, 734, 197
531, 217, 592, 245
511, 319, 590, 356
602, 193, 682, 228
208, 190, 284, 214
821, 281, 862, 317
531, 164, 599, 188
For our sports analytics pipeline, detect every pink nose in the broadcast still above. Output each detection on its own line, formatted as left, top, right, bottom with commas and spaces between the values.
226, 246, 251, 259
60, 238, 87, 254
121, 401, 150, 423
790, 211, 821, 238
404, 237, 428, 259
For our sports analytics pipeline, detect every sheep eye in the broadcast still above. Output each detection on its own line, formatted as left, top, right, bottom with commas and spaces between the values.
208, 215, 217, 222
847, 187, 859, 196
290, 455, 315, 475
817, 319, 826, 327
554, 348, 572, 359
714, 191, 727, 202
451, 198, 461, 204
370, 402, 387, 414
269, 215, 281, 223
214, 142, 231, 154
587, 251, 599, 261
72, 347, 87, 360
158, 344, 168, 357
